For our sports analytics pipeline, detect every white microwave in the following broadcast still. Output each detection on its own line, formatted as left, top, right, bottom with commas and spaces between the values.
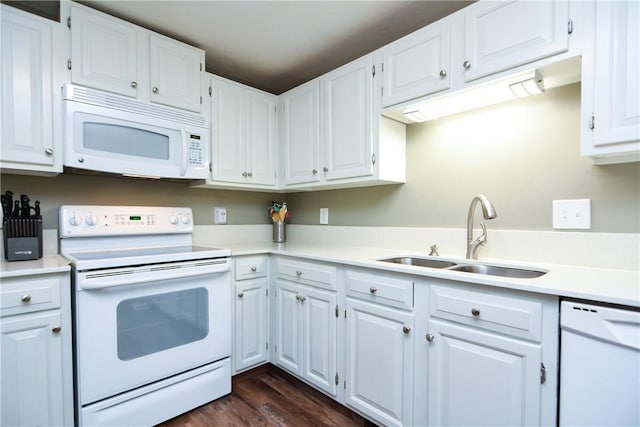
62, 84, 209, 179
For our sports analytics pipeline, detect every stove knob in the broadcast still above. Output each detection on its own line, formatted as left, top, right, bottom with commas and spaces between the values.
69, 215, 82, 226
180, 215, 191, 225
86, 215, 98, 226
169, 215, 179, 225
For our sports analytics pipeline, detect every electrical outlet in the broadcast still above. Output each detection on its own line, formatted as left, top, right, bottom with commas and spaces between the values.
214, 207, 227, 224
320, 208, 329, 225
552, 199, 591, 229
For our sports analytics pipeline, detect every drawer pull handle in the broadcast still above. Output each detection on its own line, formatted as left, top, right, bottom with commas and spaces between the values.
471, 308, 481, 317
52, 327, 61, 334
238, 292, 244, 298
402, 326, 411, 334
426, 333, 435, 342
296, 270, 302, 277
21, 294, 32, 303
369, 287, 378, 294
251, 266, 257, 272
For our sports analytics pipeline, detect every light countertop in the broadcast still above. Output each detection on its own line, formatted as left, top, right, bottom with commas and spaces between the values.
226, 242, 640, 308
1, 255, 70, 278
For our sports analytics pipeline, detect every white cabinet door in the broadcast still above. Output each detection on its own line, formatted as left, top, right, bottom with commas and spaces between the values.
70, 6, 137, 97
301, 286, 337, 396
592, 0, 640, 149
1, 6, 57, 172
245, 89, 277, 185
275, 281, 303, 375
322, 55, 374, 181
345, 298, 413, 427
150, 35, 203, 112
234, 279, 268, 372
1, 311, 64, 427
211, 77, 245, 183
463, 0, 569, 82
427, 318, 542, 427
382, 19, 451, 107
281, 80, 320, 185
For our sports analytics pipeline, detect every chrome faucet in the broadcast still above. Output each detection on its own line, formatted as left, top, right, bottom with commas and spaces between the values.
466, 194, 497, 259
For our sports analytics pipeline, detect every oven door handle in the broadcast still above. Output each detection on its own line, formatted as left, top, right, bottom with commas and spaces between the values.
77, 261, 229, 290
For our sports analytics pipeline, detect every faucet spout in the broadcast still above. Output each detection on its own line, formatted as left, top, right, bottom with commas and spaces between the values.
466, 195, 497, 259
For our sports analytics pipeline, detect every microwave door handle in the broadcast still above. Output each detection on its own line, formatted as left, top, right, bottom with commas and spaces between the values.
181, 133, 188, 176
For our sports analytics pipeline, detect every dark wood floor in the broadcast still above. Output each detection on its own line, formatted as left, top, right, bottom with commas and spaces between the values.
157, 364, 378, 427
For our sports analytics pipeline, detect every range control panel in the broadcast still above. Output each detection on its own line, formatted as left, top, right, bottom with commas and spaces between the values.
59, 205, 193, 238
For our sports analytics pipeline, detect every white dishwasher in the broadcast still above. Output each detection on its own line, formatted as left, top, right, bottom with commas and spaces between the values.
559, 300, 640, 426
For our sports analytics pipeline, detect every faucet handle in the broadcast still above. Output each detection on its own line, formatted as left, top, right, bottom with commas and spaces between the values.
478, 222, 487, 245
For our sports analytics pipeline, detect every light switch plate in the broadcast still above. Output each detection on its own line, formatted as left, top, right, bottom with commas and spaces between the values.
552, 199, 591, 229
214, 207, 227, 224
320, 208, 329, 225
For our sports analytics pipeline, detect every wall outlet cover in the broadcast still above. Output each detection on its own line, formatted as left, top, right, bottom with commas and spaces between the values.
320, 208, 329, 225
214, 207, 227, 224
552, 199, 591, 229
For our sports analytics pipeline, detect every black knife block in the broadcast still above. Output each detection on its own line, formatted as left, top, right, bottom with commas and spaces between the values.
3, 217, 43, 261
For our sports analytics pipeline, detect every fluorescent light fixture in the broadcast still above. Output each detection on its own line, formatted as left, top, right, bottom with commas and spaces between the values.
401, 69, 546, 123
122, 173, 161, 179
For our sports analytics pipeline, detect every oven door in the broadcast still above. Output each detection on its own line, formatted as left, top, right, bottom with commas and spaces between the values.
74, 260, 231, 405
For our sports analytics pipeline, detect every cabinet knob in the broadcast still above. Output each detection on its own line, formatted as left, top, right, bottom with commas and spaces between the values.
463, 60, 471, 69
295, 294, 306, 302
402, 326, 411, 334
296, 270, 302, 277
426, 333, 435, 342
312, 169, 318, 175
439, 69, 447, 78
52, 326, 62, 334
237, 292, 244, 298
323, 167, 329, 172
44, 148, 53, 156
471, 308, 481, 317
247, 172, 253, 177
21, 294, 32, 303
369, 287, 377, 294
152, 86, 159, 94
242, 171, 248, 177
250, 266, 257, 272
131, 81, 137, 88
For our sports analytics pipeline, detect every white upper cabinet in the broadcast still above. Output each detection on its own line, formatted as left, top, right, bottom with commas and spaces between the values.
70, 4, 204, 112
382, 20, 451, 107
581, 0, 639, 164
281, 80, 321, 185
209, 75, 276, 187
322, 55, 374, 181
70, 6, 137, 97
462, 0, 570, 82
1, 5, 61, 175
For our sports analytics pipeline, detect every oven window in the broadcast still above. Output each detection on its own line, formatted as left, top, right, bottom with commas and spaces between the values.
83, 122, 170, 160
116, 288, 208, 360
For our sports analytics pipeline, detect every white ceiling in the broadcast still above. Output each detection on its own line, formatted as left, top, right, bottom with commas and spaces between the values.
82, 1, 472, 94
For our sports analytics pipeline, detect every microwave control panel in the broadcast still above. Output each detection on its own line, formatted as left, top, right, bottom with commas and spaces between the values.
188, 133, 204, 166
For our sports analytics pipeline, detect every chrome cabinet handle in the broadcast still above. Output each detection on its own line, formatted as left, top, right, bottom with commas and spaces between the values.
131, 81, 137, 88
250, 267, 257, 272
403, 326, 411, 334
52, 326, 61, 334
238, 292, 244, 298
44, 148, 53, 156
152, 87, 159, 94
296, 270, 302, 277
471, 308, 480, 317
295, 294, 306, 302
21, 294, 32, 303
369, 287, 377, 294
426, 333, 435, 342
463, 60, 471, 69
247, 172, 253, 177
439, 69, 447, 77
242, 172, 248, 177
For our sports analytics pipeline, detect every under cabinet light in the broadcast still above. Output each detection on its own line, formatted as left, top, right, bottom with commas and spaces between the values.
509, 70, 545, 97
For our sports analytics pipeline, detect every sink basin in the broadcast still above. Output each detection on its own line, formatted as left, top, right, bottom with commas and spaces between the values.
379, 257, 457, 269
449, 264, 547, 279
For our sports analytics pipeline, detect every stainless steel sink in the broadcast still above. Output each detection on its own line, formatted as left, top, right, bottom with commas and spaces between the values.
448, 264, 547, 278
378, 257, 457, 269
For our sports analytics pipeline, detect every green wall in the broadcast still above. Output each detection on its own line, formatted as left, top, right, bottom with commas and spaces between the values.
2, 83, 639, 233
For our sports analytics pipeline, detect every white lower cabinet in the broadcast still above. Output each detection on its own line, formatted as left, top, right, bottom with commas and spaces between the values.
0, 271, 73, 427
233, 256, 269, 373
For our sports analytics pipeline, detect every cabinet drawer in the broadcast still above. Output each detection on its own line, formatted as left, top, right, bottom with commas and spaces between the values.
346, 270, 413, 310
234, 256, 268, 281
430, 285, 543, 342
277, 258, 337, 291
1, 276, 62, 317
